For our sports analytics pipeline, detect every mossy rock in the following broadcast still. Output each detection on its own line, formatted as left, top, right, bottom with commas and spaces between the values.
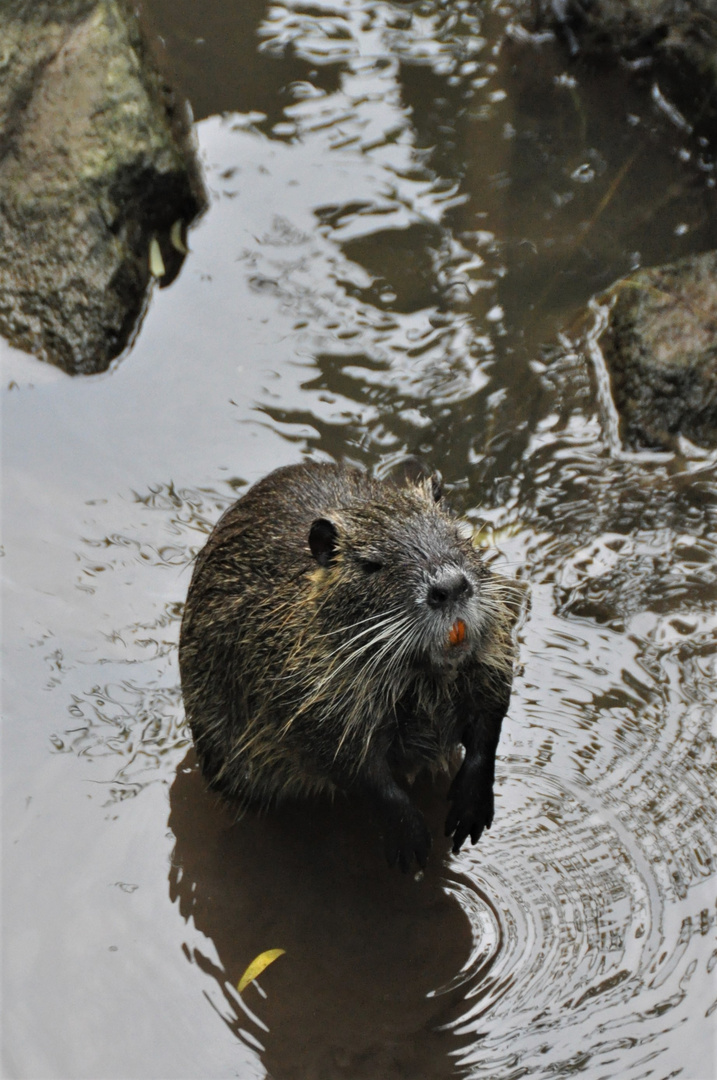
600, 251, 717, 449
0, 0, 207, 374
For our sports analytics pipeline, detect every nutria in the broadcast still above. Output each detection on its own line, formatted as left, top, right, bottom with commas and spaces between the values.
179, 460, 519, 871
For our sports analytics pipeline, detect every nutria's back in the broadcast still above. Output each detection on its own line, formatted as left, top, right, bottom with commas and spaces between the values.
179, 461, 518, 870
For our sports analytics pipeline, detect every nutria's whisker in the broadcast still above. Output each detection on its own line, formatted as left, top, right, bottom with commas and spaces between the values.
267, 607, 407, 686
314, 604, 406, 639
300, 613, 416, 702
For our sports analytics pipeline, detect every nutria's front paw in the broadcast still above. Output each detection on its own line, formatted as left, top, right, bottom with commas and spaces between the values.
382, 806, 432, 872
445, 775, 494, 854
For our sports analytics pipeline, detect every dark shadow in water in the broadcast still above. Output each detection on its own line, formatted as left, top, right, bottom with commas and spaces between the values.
140, 0, 342, 126
168, 751, 477, 1080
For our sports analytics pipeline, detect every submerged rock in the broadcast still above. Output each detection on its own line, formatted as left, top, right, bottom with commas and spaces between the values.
599, 251, 717, 450
0, 0, 207, 375
523, 1, 717, 131
531, 0, 717, 70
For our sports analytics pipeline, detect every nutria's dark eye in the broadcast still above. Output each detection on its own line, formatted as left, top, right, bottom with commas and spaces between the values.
360, 559, 383, 574
309, 518, 339, 567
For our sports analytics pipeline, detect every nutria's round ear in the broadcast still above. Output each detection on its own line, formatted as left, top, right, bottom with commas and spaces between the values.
389, 456, 443, 502
309, 518, 339, 567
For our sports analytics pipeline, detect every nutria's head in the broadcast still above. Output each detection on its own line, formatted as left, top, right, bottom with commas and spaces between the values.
306, 476, 503, 676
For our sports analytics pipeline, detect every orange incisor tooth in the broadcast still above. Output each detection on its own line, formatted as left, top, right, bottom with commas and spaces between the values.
448, 618, 466, 646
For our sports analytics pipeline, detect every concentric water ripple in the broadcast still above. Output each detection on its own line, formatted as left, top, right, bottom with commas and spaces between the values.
444, 762, 715, 1078
55, 473, 717, 1078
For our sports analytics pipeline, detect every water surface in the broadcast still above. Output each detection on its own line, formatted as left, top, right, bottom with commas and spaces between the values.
3, 2, 716, 1077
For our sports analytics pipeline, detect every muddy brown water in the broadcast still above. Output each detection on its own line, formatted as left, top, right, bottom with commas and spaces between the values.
2, 2, 717, 1078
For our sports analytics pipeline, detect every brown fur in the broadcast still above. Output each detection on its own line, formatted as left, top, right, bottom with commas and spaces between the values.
179, 461, 520, 869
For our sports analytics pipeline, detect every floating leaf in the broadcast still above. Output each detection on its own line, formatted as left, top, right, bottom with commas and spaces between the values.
170, 219, 188, 255
149, 237, 165, 278
237, 948, 286, 994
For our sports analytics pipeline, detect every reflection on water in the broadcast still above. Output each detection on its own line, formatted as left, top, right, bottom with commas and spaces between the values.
169, 756, 477, 1079
3, 0, 717, 1077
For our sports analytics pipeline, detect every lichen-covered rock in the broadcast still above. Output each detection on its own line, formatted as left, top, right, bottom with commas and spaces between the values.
0, 0, 207, 375
599, 252, 717, 450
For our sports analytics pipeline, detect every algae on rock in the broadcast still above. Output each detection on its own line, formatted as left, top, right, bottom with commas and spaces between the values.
0, 0, 207, 375
600, 252, 717, 450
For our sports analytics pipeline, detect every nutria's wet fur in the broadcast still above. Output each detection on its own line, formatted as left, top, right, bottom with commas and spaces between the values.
179, 461, 520, 871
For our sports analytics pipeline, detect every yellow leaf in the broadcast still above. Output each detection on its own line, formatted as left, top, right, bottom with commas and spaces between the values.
237, 949, 286, 994
149, 237, 165, 278
170, 219, 188, 255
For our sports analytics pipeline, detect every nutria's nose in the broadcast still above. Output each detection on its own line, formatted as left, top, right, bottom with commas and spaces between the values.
426, 570, 473, 608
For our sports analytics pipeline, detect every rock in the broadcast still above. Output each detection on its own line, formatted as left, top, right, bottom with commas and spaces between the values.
0, 0, 207, 375
599, 251, 717, 450
522, 1, 717, 131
